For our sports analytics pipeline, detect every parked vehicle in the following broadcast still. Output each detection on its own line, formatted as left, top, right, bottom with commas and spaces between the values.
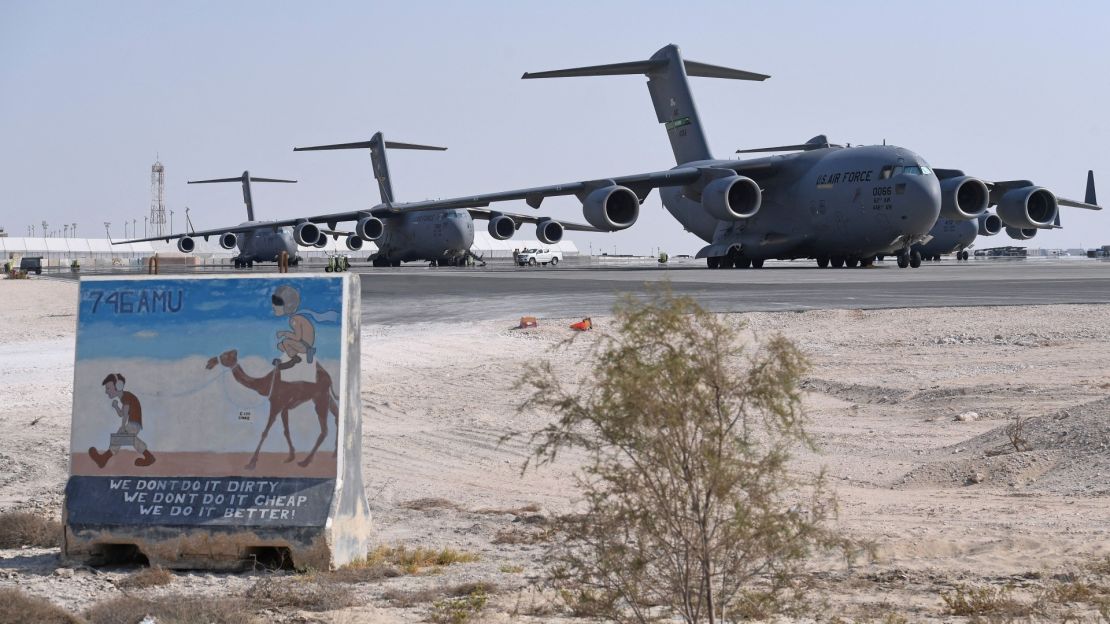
19, 256, 43, 275
516, 248, 562, 267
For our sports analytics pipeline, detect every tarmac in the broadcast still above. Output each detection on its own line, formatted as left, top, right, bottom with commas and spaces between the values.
40, 257, 1110, 325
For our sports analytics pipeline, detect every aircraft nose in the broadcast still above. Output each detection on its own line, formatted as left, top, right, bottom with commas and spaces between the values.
446, 217, 470, 250
900, 175, 942, 234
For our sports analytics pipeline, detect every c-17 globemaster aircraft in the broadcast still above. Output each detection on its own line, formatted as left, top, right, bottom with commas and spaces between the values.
114, 171, 311, 268
293, 132, 600, 267
913, 171, 1098, 262
114, 136, 600, 267
354, 44, 1094, 269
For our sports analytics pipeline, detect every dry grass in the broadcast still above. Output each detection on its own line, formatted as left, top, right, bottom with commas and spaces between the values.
383, 582, 498, 609
399, 497, 462, 512
0, 512, 62, 548
115, 565, 173, 589
429, 586, 489, 624
358, 544, 478, 574
326, 561, 400, 584
244, 575, 357, 612
941, 584, 1034, 617
472, 502, 543, 516
84, 594, 253, 624
491, 526, 555, 545
0, 589, 82, 624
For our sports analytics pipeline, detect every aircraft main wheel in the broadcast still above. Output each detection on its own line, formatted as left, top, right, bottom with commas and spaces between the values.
897, 253, 909, 268
817, 257, 829, 268
847, 257, 859, 268
550, 257, 558, 266
247, 260, 254, 268
706, 257, 720, 269
877, 255, 886, 262
831, 256, 845, 268
861, 257, 874, 268
735, 258, 751, 269
962, 251, 970, 261
910, 251, 922, 268
751, 259, 764, 269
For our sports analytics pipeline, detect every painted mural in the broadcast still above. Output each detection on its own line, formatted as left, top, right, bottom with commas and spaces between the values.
69, 276, 345, 481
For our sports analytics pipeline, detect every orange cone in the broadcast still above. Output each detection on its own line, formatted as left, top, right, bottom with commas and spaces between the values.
570, 317, 593, 331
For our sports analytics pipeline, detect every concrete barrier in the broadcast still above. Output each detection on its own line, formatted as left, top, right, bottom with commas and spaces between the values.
63, 274, 372, 570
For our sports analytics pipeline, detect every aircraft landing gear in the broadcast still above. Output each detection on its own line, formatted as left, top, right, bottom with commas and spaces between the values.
896, 253, 910, 268
909, 250, 922, 268
831, 256, 845, 268
751, 259, 764, 269
846, 257, 859, 268
817, 256, 829, 268
735, 257, 751, 269
707, 257, 720, 269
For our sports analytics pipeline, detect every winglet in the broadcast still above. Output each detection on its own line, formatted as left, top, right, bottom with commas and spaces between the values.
1086, 170, 1097, 205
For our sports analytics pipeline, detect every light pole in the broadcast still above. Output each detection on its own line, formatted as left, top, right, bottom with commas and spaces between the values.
104, 222, 111, 240
64, 225, 69, 238
170, 210, 174, 234
72, 223, 77, 238
132, 219, 137, 239
144, 217, 148, 238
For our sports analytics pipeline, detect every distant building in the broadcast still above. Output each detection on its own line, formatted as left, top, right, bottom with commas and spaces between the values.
0, 227, 7, 238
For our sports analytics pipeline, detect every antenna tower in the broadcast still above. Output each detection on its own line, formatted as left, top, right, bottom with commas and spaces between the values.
149, 158, 166, 237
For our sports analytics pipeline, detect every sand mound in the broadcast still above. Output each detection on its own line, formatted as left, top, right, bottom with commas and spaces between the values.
898, 397, 1110, 494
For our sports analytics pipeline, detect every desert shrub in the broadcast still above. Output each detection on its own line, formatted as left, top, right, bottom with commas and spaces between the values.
116, 565, 173, 589
429, 588, 488, 624
244, 575, 356, 611
327, 560, 400, 583
383, 582, 496, 609
517, 287, 850, 623
399, 497, 461, 511
941, 584, 1033, 617
84, 594, 252, 624
0, 512, 62, 548
359, 544, 478, 574
0, 589, 81, 624
1005, 416, 1031, 452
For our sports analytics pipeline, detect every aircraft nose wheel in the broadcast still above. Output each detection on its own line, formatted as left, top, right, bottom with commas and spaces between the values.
909, 250, 922, 268
896, 253, 910, 268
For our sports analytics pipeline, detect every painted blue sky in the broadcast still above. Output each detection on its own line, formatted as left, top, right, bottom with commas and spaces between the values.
76, 277, 344, 361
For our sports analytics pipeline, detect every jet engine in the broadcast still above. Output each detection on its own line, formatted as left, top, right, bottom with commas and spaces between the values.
701, 173, 761, 221
583, 185, 639, 231
977, 213, 1003, 236
488, 214, 516, 240
537, 219, 564, 245
346, 236, 364, 251
1006, 226, 1037, 240
939, 176, 989, 220
293, 222, 321, 246
314, 236, 328, 249
996, 186, 1057, 229
355, 216, 384, 241
177, 237, 195, 253
218, 232, 238, 250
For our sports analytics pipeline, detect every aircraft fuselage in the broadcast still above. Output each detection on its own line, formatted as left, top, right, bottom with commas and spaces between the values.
662, 145, 942, 260
233, 222, 299, 263
372, 209, 475, 263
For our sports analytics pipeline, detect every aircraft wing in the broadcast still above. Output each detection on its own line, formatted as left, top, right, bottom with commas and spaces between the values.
350, 159, 779, 217
110, 221, 294, 245
465, 208, 603, 232
934, 170, 1101, 214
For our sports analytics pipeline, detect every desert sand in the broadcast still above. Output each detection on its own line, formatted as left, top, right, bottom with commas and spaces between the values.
1, 278, 1108, 622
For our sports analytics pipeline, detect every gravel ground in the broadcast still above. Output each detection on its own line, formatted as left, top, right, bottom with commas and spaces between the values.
2, 278, 1109, 622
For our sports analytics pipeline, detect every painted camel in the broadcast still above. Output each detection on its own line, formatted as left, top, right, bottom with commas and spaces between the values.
206, 349, 338, 469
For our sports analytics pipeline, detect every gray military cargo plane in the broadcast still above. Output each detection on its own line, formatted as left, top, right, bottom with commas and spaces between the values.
293, 132, 599, 267
114, 171, 309, 268
113, 136, 600, 267
914, 171, 1098, 262
349, 44, 1094, 269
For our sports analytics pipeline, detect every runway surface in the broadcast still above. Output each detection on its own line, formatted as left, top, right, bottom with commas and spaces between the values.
356, 259, 1110, 324
41, 258, 1110, 325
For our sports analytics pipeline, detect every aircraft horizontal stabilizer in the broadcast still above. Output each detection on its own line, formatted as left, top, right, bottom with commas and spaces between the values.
188, 176, 296, 184
522, 53, 768, 82
294, 140, 446, 152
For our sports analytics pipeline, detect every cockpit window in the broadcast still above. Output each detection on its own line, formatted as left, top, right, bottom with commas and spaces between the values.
879, 165, 894, 180
897, 166, 932, 176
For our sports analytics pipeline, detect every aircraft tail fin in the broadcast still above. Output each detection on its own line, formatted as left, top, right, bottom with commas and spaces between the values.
1086, 170, 1097, 205
522, 44, 769, 165
295, 133, 446, 206
187, 171, 296, 222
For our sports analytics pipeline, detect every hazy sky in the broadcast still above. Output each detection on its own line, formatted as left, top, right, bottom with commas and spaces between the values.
2, 1, 1107, 254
